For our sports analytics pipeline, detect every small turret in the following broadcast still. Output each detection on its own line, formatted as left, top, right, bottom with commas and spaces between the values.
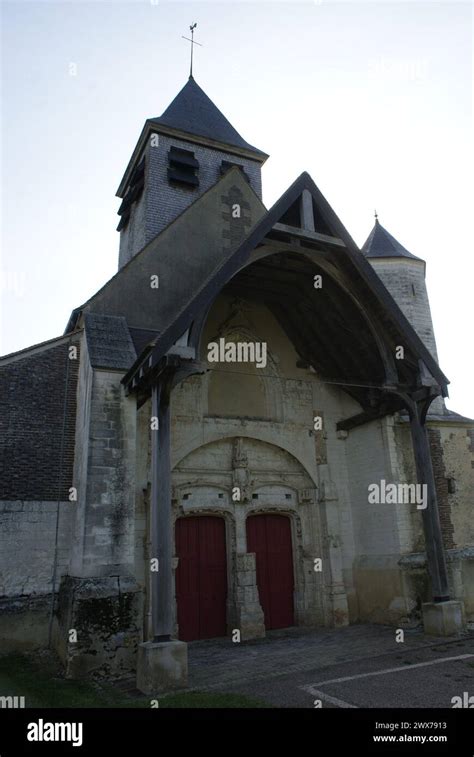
362, 217, 438, 363
362, 216, 445, 414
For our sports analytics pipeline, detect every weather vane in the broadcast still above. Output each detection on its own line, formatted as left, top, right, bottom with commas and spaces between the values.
374, 209, 378, 221
182, 23, 202, 79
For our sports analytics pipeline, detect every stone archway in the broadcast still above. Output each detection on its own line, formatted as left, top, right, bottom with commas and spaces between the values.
171, 435, 328, 639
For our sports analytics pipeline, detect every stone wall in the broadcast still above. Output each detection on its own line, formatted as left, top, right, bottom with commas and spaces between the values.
0, 501, 74, 597
0, 336, 80, 651
346, 419, 402, 557
345, 417, 421, 624
70, 362, 137, 578
0, 500, 74, 652
53, 332, 142, 677
433, 423, 474, 549
394, 419, 474, 551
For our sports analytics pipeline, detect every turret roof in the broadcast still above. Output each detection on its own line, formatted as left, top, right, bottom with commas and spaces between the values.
362, 219, 422, 261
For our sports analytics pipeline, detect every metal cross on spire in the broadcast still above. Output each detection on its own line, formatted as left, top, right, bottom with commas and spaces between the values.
182, 23, 202, 79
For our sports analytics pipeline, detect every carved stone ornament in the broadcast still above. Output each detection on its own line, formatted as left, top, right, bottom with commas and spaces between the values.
232, 437, 251, 502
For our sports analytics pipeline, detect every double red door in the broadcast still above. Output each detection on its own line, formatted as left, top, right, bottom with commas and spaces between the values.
246, 514, 294, 630
175, 516, 227, 641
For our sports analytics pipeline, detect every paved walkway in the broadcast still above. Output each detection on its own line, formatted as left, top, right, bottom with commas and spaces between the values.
184, 624, 474, 707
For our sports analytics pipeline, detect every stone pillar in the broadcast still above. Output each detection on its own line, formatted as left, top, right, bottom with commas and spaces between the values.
136, 379, 187, 693
232, 553, 265, 640
319, 465, 349, 627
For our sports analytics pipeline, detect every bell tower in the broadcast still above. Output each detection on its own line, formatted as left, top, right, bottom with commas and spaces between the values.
116, 77, 268, 269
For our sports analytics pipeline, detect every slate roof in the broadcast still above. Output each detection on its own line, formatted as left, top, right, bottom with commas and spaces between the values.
150, 77, 267, 158
84, 313, 137, 370
399, 409, 474, 424
128, 327, 160, 358
362, 219, 422, 261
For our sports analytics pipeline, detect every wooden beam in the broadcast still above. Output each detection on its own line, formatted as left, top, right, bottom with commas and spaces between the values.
337, 410, 378, 432
300, 189, 315, 232
260, 237, 333, 260
273, 222, 345, 248
336, 406, 394, 431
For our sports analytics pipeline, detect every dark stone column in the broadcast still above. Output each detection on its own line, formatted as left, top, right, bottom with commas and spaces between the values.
150, 382, 173, 640
409, 401, 450, 601
137, 377, 187, 694
137, 355, 204, 693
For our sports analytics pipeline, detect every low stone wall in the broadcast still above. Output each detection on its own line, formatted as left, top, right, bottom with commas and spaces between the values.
0, 501, 74, 652
0, 594, 53, 652
0, 501, 74, 597
353, 549, 474, 626
353, 554, 424, 625
400, 548, 474, 623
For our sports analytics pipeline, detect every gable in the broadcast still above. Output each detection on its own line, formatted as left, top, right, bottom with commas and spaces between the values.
75, 168, 265, 336
123, 171, 449, 415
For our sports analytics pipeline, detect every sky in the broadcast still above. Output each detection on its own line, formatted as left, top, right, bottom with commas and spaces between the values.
1, 1, 473, 417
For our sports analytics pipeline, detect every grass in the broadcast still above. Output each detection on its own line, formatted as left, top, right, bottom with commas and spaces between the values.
0, 653, 270, 709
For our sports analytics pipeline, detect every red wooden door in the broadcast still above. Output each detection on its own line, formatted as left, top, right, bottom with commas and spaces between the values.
246, 514, 294, 630
175, 516, 227, 641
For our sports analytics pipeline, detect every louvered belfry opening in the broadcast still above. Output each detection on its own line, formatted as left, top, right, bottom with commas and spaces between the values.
167, 146, 200, 188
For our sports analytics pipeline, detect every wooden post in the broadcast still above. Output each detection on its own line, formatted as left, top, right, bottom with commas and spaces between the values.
300, 189, 315, 232
409, 401, 450, 602
150, 382, 173, 640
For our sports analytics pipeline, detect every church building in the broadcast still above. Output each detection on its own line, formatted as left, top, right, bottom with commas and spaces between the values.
1, 76, 473, 691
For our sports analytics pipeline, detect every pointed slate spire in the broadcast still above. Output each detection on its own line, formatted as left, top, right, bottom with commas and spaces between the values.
150, 77, 267, 158
362, 218, 422, 261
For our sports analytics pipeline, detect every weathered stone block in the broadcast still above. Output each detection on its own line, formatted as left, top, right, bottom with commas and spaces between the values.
136, 640, 188, 694
422, 600, 465, 636
235, 585, 259, 604
53, 575, 142, 679
236, 571, 254, 587
236, 553, 256, 571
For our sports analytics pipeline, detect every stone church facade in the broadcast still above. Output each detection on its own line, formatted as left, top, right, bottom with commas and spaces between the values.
1, 77, 473, 688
